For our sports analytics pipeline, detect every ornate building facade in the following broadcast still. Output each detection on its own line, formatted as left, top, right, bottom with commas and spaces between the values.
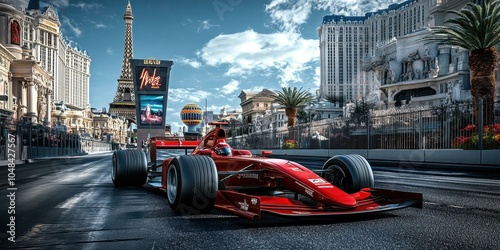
0, 43, 15, 121
238, 89, 287, 133
0, 1, 53, 124
23, 0, 90, 109
319, 0, 498, 109
92, 110, 128, 145
0, 0, 91, 128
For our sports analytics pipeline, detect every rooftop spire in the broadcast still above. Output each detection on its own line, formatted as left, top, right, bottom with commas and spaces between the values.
120, 0, 133, 80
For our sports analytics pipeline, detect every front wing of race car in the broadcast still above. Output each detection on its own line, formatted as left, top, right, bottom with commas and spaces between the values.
215, 188, 423, 220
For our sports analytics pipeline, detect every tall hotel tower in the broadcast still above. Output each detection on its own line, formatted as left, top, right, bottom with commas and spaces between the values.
23, 0, 91, 109
318, 15, 370, 103
319, 0, 481, 108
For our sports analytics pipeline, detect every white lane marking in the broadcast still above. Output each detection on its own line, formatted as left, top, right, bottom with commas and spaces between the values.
56, 191, 94, 208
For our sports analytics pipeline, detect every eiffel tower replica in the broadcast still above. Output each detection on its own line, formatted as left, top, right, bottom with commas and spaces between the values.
109, 1, 136, 123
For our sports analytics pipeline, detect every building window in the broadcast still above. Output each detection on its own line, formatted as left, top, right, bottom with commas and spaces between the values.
48, 33, 52, 47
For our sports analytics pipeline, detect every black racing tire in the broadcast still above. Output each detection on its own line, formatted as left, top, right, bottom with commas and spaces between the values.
167, 155, 218, 214
112, 149, 148, 187
321, 154, 374, 193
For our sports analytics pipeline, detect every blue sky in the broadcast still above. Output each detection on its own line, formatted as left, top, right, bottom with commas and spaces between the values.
11, 0, 399, 133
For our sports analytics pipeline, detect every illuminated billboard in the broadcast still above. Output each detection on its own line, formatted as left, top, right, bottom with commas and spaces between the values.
138, 94, 164, 126
131, 58, 173, 128
135, 67, 168, 92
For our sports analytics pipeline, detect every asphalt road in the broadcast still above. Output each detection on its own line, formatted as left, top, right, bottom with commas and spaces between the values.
0, 152, 499, 249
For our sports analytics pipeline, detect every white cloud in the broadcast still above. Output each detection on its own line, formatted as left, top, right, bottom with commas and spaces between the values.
197, 0, 399, 90
95, 23, 109, 29
314, 66, 321, 87
266, 0, 400, 32
106, 48, 113, 55
177, 58, 202, 69
198, 20, 219, 32
72, 2, 103, 9
42, 0, 103, 9
168, 88, 211, 103
5, 0, 28, 9
199, 29, 318, 87
61, 16, 82, 37
46, 0, 70, 8
243, 86, 266, 93
265, 0, 313, 33
217, 79, 239, 95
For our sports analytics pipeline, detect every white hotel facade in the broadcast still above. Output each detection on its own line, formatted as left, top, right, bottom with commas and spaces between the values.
22, 1, 90, 109
0, 0, 90, 126
318, 0, 498, 110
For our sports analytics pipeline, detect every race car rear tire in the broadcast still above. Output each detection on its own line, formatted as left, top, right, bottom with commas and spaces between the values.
321, 154, 374, 193
167, 155, 218, 214
112, 149, 148, 187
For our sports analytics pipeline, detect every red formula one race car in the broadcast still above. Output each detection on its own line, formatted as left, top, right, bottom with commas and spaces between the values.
112, 122, 422, 220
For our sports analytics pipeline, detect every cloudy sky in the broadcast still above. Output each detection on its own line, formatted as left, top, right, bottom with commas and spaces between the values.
8, 0, 399, 132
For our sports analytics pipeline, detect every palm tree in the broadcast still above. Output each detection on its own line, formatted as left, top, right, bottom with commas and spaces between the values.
273, 87, 312, 127
422, 0, 500, 125
350, 98, 375, 126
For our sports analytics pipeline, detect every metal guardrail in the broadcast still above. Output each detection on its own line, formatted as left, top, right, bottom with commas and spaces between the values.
230, 99, 500, 151
0, 118, 112, 161
2, 99, 498, 161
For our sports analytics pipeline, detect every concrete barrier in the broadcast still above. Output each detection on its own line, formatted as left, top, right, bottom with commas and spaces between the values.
482, 150, 500, 165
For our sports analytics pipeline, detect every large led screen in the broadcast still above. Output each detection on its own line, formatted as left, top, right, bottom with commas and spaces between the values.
138, 94, 164, 126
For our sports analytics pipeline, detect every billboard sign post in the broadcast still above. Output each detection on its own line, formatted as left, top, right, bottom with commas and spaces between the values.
131, 58, 173, 148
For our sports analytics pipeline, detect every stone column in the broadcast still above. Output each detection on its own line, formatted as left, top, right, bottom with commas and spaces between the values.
46, 89, 52, 126
27, 79, 38, 121
438, 45, 451, 76
20, 80, 28, 118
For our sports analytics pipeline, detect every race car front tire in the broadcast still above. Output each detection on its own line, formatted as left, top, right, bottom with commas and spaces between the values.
112, 149, 148, 187
166, 155, 218, 214
321, 154, 374, 193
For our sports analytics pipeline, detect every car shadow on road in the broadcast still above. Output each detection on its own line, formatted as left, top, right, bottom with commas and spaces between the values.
232, 212, 398, 228
138, 185, 399, 228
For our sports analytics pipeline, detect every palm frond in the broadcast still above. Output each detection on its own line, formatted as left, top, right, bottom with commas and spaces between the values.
421, 0, 500, 50
273, 87, 312, 109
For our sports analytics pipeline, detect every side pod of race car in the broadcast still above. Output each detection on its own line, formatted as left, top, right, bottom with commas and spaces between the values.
112, 122, 422, 220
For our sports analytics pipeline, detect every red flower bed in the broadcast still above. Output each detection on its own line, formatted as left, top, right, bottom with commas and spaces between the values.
453, 124, 500, 149
282, 140, 298, 149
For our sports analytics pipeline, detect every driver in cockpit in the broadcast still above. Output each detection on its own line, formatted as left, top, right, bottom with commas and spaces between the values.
214, 141, 232, 156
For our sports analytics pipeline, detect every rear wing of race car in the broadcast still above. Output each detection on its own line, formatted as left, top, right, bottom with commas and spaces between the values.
149, 136, 201, 164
